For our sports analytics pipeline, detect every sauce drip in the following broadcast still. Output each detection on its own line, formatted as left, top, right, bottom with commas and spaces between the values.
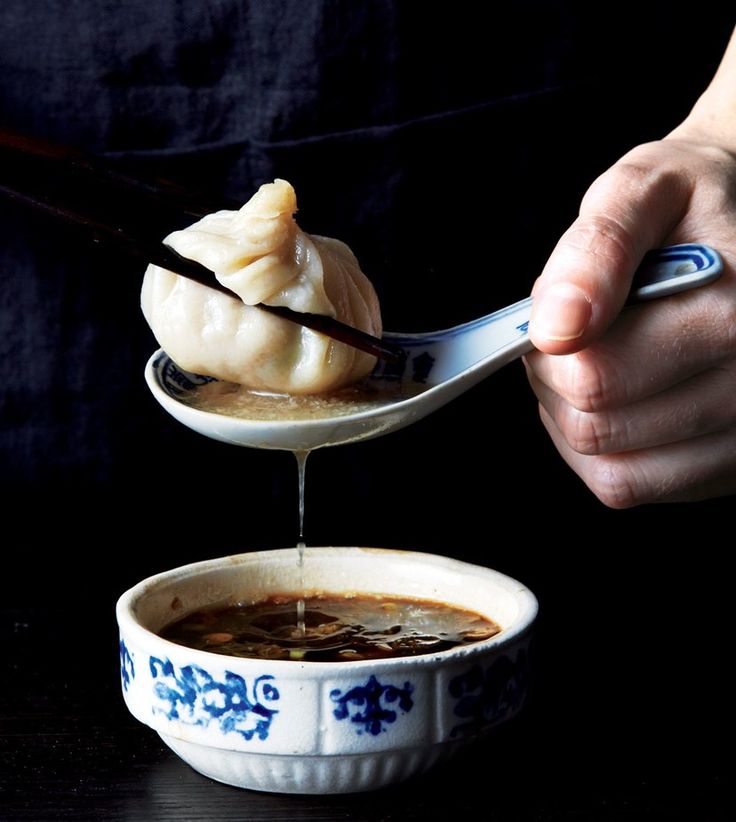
179, 378, 432, 644
295, 450, 308, 539
294, 450, 309, 637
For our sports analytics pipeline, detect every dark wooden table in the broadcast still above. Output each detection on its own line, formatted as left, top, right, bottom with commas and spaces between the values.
1, 588, 730, 821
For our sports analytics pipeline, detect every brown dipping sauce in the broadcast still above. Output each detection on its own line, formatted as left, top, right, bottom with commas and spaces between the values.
160, 594, 502, 662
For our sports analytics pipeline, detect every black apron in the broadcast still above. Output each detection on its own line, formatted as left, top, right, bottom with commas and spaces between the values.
0, 1, 731, 587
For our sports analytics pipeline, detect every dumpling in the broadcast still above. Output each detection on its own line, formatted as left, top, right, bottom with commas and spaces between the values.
141, 179, 382, 394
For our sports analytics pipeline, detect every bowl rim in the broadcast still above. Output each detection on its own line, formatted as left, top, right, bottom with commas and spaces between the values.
116, 546, 538, 673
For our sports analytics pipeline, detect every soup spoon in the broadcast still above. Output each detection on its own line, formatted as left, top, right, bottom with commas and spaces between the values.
146, 243, 722, 451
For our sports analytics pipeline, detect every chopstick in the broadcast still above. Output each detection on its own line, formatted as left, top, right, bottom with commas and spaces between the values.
0, 128, 406, 364
0, 126, 236, 218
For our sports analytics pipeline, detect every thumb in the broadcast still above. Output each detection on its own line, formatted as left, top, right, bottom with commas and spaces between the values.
529, 152, 689, 354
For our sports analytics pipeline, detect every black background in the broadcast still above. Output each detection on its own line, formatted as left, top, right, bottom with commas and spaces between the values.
1, 3, 734, 819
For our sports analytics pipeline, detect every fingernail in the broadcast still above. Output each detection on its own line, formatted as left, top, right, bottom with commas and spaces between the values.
533, 283, 591, 342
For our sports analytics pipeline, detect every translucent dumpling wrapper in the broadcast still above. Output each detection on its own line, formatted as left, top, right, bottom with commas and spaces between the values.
141, 179, 382, 394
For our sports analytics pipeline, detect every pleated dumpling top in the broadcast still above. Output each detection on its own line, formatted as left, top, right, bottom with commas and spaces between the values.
141, 179, 382, 394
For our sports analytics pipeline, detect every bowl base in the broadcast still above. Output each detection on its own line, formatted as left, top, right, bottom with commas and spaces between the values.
160, 732, 464, 794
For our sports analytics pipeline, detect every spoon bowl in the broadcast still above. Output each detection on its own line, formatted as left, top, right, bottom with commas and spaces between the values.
145, 244, 721, 451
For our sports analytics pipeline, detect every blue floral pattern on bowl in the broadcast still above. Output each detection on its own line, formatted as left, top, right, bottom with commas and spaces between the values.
149, 656, 280, 741
119, 638, 135, 692
449, 648, 529, 738
330, 675, 414, 736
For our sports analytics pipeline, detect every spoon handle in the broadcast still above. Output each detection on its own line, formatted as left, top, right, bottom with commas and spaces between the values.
379, 243, 723, 384
628, 243, 722, 301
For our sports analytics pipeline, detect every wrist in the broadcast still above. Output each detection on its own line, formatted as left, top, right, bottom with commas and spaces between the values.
667, 41, 736, 155
665, 109, 736, 160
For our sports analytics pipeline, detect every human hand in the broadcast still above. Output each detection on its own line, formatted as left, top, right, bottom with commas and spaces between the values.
524, 136, 736, 506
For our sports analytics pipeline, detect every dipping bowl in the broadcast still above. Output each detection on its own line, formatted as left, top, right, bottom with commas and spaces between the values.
116, 547, 537, 794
